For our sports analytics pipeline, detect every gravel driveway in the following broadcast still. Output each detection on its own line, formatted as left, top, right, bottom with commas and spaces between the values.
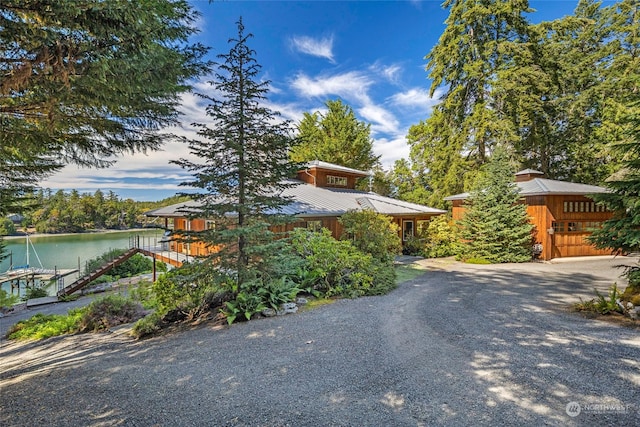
1, 257, 639, 426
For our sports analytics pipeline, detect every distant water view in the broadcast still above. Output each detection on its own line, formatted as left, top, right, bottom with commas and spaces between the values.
1, 229, 164, 296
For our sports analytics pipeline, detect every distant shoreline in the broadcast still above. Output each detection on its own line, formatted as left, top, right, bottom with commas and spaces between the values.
2, 228, 163, 241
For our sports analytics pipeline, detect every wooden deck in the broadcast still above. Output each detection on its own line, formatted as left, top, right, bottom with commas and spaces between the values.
137, 246, 190, 268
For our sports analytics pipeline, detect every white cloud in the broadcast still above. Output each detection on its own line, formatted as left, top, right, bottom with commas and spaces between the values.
290, 71, 373, 103
389, 87, 440, 110
358, 104, 400, 136
370, 62, 403, 85
373, 135, 411, 169
290, 35, 335, 63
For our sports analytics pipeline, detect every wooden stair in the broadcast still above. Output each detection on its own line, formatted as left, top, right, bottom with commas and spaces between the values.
57, 248, 141, 297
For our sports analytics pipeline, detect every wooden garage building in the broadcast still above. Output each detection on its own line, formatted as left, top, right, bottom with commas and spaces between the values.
445, 169, 614, 261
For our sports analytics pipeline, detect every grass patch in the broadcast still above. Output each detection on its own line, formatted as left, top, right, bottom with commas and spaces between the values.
6, 294, 146, 340
464, 257, 491, 265
300, 298, 335, 312
395, 265, 428, 284
7, 309, 86, 340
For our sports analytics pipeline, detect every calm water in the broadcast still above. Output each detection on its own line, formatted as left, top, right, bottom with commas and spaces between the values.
1, 229, 164, 296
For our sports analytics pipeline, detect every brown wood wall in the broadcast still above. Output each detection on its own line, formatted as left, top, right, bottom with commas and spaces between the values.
168, 213, 441, 257
450, 195, 614, 260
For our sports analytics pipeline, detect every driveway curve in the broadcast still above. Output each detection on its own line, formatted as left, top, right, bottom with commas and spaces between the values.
1, 257, 639, 426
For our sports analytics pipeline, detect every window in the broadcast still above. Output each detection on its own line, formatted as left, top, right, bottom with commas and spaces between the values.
403, 220, 414, 241
327, 175, 348, 186
552, 221, 565, 232
567, 222, 582, 232
306, 220, 323, 232
594, 203, 609, 213
205, 220, 216, 230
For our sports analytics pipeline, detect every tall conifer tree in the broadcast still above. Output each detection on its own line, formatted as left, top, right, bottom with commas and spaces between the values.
290, 99, 380, 171
0, 0, 207, 258
589, 101, 640, 257
173, 19, 300, 285
458, 149, 533, 263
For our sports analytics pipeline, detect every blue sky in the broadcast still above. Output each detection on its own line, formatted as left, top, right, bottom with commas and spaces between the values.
42, 0, 584, 201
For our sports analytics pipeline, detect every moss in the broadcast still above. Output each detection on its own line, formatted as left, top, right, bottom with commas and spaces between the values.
300, 298, 335, 312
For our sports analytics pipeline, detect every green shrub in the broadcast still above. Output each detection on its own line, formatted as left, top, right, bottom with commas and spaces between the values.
366, 264, 397, 295
223, 287, 266, 324
402, 235, 425, 256
339, 210, 402, 263
594, 285, 623, 315
0, 288, 19, 308
132, 312, 163, 339
258, 276, 302, 311
77, 294, 146, 332
129, 280, 156, 309
22, 287, 49, 301
574, 284, 624, 315
57, 294, 80, 302
290, 228, 386, 298
152, 262, 229, 316
6, 309, 85, 340
421, 216, 460, 258
84, 250, 153, 279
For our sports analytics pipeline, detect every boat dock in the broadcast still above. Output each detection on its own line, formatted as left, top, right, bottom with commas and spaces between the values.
0, 268, 79, 295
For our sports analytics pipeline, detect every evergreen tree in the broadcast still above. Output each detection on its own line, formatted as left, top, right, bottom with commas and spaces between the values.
425, 0, 531, 163
290, 99, 380, 171
589, 100, 640, 256
503, 0, 617, 183
173, 19, 300, 284
0, 0, 207, 256
387, 158, 432, 206
458, 149, 534, 263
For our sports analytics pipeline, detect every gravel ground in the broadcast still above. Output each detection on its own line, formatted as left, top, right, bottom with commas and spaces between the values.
1, 257, 639, 426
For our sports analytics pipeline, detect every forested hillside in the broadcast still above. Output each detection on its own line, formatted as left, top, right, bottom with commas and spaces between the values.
13, 189, 190, 234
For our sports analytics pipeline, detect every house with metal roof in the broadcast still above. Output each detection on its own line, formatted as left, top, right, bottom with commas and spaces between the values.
445, 169, 615, 261
146, 161, 446, 258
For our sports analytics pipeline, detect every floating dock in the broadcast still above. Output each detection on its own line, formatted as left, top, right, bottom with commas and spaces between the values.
0, 268, 79, 295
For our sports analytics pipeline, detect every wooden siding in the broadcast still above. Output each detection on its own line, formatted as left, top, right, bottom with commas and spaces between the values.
168, 213, 441, 258
450, 194, 614, 260
297, 169, 363, 189
539, 195, 613, 260
451, 200, 465, 221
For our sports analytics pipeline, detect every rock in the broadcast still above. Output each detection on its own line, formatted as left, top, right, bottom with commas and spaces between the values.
278, 302, 298, 315
628, 307, 640, 320
296, 297, 308, 305
261, 308, 277, 317
626, 302, 634, 310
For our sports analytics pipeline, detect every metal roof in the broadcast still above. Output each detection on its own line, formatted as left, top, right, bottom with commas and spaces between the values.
444, 178, 609, 201
303, 160, 371, 176
515, 168, 544, 176
145, 180, 446, 218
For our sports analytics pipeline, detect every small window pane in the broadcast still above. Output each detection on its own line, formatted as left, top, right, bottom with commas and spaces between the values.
307, 220, 322, 232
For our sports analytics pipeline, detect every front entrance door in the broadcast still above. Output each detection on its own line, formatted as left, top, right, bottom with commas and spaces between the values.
403, 220, 414, 241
